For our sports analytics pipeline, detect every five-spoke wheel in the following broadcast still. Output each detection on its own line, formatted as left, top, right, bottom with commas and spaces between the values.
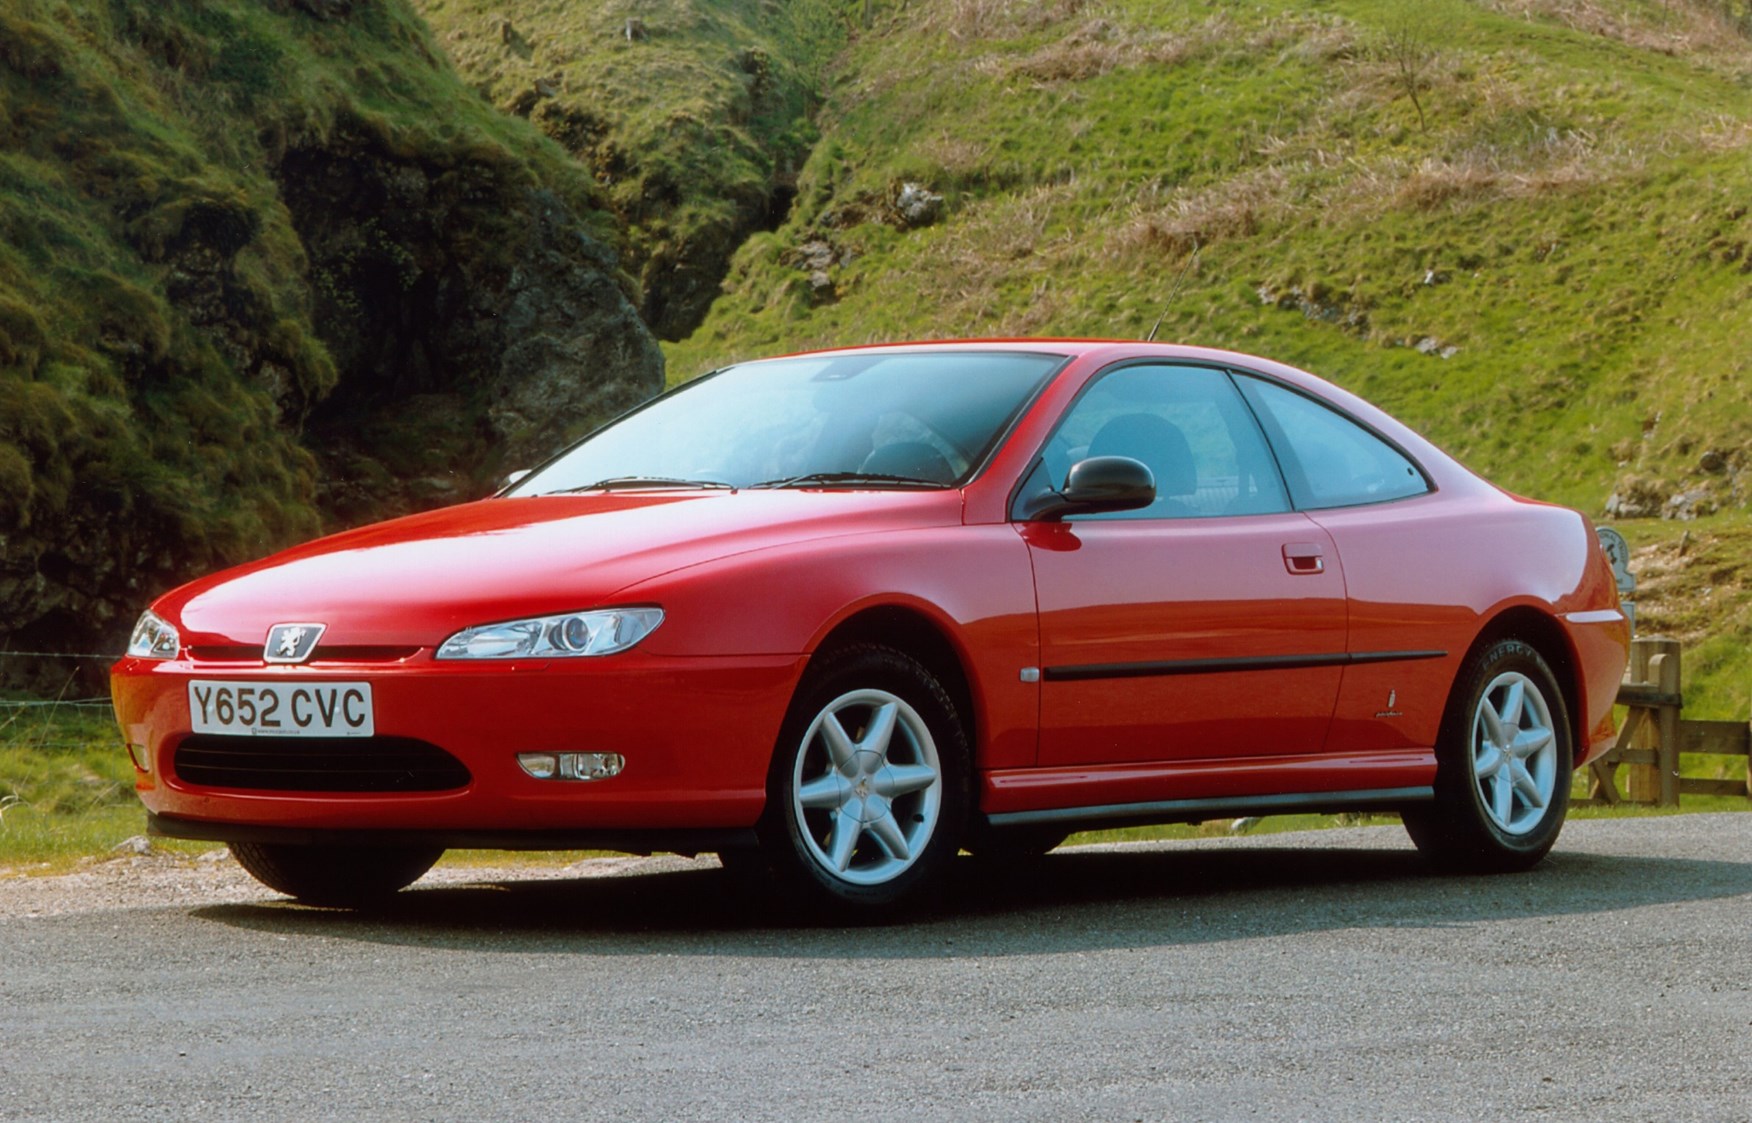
1470, 669, 1560, 836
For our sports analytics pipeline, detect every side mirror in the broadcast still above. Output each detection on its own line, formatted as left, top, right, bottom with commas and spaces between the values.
1022, 455, 1155, 521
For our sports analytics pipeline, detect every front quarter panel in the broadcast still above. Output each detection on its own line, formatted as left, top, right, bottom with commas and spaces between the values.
623, 522, 1042, 770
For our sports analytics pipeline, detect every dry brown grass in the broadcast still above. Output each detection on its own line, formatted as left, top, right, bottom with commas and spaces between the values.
1382, 132, 1628, 210
1114, 166, 1296, 260
908, 0, 1104, 42
980, 12, 1343, 86
1481, 0, 1752, 58
897, 182, 1080, 333
1631, 524, 1752, 656
990, 17, 1203, 84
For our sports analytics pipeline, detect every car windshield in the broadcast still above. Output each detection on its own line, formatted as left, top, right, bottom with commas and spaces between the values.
510, 350, 1065, 494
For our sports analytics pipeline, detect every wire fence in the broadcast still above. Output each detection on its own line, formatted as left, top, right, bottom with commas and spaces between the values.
1, 650, 122, 746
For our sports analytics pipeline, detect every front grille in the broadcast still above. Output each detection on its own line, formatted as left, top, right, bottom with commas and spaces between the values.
185, 645, 422, 664
173, 736, 471, 793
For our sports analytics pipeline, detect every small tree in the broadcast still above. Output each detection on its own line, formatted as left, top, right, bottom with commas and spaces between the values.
1381, 5, 1441, 133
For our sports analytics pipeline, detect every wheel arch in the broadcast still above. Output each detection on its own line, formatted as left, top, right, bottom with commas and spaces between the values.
807, 604, 979, 762
1463, 605, 1582, 760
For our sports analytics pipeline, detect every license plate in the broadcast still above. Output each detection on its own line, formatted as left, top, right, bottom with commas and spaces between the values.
189, 681, 375, 738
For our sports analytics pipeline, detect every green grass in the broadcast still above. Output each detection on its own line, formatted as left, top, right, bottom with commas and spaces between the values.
0, 704, 203, 871
664, 0, 1752, 517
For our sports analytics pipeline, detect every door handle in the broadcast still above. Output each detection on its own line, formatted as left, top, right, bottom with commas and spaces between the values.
1283, 542, 1325, 575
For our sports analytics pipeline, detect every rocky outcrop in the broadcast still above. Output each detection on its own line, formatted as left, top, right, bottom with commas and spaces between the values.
489, 191, 664, 464
276, 124, 662, 524
0, 2, 663, 692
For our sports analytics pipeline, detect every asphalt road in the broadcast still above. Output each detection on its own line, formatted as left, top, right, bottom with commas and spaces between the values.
4, 814, 1751, 1122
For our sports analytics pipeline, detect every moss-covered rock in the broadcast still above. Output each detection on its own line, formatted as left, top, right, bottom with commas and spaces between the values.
0, 0, 661, 689
413, 0, 838, 339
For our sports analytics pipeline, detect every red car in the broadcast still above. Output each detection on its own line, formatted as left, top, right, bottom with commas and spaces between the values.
111, 341, 1629, 913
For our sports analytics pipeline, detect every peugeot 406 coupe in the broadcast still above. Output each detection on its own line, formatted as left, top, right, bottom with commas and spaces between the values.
111, 341, 1629, 913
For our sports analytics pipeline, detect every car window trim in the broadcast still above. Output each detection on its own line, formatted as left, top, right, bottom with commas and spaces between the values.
1006, 358, 1295, 523
1228, 368, 1436, 512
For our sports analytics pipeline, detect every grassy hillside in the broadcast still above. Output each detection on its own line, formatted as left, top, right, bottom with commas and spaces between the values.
0, 0, 660, 685
660, 0, 1752, 716
670, 0, 1751, 517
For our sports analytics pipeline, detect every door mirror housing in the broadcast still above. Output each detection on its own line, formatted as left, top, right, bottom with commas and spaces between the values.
1021, 455, 1156, 521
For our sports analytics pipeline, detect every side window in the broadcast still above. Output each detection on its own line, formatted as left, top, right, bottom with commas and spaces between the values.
1237, 376, 1429, 509
1044, 364, 1290, 519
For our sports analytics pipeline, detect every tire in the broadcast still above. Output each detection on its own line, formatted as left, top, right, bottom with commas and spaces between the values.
231, 841, 443, 907
757, 644, 970, 916
1403, 638, 1573, 874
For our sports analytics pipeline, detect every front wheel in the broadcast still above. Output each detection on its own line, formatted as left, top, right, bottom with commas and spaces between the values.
758, 644, 969, 916
1403, 639, 1573, 873
232, 842, 443, 907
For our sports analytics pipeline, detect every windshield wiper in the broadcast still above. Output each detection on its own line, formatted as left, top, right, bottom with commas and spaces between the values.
750, 471, 944, 489
554, 476, 734, 493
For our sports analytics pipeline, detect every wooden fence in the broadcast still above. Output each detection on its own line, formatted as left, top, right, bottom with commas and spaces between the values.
1583, 636, 1752, 807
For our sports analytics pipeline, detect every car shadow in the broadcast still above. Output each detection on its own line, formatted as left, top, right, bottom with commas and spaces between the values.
189, 829, 1752, 958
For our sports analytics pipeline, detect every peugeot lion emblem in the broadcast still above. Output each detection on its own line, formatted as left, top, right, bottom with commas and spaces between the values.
264, 622, 326, 664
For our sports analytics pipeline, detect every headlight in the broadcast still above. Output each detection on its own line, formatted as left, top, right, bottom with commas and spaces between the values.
435, 607, 664, 660
126, 610, 181, 659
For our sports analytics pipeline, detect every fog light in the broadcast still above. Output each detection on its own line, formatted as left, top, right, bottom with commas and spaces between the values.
518, 752, 624, 781
517, 752, 558, 779
126, 742, 151, 774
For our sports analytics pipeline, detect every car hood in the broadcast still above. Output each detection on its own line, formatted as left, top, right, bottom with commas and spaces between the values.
163, 490, 964, 647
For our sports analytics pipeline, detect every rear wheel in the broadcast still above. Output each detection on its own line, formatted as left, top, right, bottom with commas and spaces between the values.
1403, 639, 1572, 873
758, 644, 969, 916
232, 842, 443, 907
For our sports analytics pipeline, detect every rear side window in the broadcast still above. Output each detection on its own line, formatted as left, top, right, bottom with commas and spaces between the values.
1237, 376, 1429, 509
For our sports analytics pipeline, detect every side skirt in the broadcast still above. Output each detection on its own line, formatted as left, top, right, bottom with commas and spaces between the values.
983, 786, 1434, 834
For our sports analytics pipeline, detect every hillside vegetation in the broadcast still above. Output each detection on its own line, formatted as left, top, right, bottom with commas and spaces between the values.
0, 0, 660, 688
411, 0, 842, 339
672, 0, 1751, 518
659, 0, 1752, 714
2, 0, 1748, 716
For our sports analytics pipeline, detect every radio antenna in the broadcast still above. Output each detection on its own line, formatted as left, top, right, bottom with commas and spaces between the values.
1145, 242, 1200, 343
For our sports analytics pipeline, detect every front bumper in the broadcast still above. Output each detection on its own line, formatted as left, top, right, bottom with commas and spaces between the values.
112, 650, 805, 838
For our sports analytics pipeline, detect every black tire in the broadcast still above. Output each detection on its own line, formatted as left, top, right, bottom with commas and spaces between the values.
231, 841, 443, 907
1403, 638, 1573, 874
756, 644, 970, 916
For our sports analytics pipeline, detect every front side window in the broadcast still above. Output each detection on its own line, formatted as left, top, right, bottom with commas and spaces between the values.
1032, 364, 1290, 519
1237, 376, 1429, 509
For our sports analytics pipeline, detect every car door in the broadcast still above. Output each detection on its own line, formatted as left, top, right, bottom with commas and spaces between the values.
1021, 363, 1349, 767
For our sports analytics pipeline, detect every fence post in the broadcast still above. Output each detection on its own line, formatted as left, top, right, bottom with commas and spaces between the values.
1651, 644, 1682, 807
1627, 639, 1659, 803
